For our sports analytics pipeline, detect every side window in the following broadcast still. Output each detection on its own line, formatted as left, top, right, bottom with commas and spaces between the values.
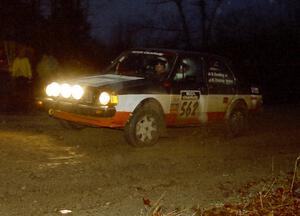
173, 56, 203, 83
207, 58, 235, 93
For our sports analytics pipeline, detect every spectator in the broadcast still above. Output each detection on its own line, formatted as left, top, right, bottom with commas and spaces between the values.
11, 48, 32, 80
36, 52, 59, 85
11, 47, 33, 109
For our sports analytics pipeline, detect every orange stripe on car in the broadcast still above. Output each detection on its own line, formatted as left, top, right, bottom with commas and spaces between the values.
207, 112, 225, 122
53, 110, 131, 128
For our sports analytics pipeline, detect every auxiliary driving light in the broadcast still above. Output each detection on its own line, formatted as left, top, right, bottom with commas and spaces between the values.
71, 84, 84, 100
61, 83, 72, 98
46, 82, 60, 97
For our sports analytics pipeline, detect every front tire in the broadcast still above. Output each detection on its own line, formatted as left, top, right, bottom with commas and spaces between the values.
124, 103, 164, 147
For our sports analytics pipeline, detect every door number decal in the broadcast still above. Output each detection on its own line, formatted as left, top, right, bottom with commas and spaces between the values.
179, 90, 200, 118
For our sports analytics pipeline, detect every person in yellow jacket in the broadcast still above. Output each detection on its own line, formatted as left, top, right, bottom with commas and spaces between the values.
11, 48, 33, 108
11, 48, 32, 79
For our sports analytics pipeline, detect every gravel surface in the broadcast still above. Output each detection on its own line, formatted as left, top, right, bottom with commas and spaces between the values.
0, 105, 299, 216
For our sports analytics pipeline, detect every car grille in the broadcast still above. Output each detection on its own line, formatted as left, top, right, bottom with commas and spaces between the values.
82, 88, 94, 104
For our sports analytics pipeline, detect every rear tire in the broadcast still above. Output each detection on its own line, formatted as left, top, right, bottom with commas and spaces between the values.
124, 103, 164, 147
227, 106, 248, 137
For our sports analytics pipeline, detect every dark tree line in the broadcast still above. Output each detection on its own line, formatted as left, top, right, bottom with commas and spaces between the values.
213, 0, 300, 103
1, 0, 299, 103
1, 0, 298, 60
0, 0, 42, 44
0, 0, 92, 59
112, 0, 298, 103
46, 0, 90, 56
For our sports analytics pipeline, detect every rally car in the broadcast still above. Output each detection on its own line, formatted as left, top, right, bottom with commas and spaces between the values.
40, 49, 263, 147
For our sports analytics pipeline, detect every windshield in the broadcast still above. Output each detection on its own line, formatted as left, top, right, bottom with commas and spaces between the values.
104, 50, 176, 80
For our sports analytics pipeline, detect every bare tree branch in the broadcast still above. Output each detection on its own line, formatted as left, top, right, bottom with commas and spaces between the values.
147, 0, 192, 48
133, 26, 183, 32
192, 0, 224, 46
147, 0, 176, 5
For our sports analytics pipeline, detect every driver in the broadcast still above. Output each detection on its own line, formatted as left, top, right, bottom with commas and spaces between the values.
154, 58, 168, 81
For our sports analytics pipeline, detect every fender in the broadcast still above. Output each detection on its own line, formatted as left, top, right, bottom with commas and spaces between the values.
136, 98, 164, 113
127, 97, 166, 132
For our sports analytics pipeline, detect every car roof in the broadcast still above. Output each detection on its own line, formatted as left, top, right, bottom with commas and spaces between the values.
130, 48, 229, 61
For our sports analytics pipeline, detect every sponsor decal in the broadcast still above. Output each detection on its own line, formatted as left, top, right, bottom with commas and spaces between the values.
131, 50, 164, 56
207, 61, 234, 85
208, 72, 234, 85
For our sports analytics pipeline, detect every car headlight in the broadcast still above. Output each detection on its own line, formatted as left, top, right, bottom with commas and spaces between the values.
72, 85, 84, 100
46, 82, 61, 97
61, 83, 72, 98
99, 92, 110, 105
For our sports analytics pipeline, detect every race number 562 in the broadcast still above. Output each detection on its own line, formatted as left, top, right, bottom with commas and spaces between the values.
180, 101, 199, 117
179, 90, 200, 118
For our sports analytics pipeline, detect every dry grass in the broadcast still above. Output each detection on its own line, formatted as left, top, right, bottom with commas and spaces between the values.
142, 156, 300, 216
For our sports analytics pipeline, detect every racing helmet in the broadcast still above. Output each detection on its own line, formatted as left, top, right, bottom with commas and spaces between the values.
154, 56, 169, 71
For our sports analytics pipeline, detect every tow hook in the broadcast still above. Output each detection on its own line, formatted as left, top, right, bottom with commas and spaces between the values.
48, 108, 55, 116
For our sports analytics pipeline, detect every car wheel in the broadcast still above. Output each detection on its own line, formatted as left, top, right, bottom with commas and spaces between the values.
227, 107, 248, 137
124, 103, 163, 147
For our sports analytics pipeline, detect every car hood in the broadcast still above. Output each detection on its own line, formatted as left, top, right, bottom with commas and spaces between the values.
73, 74, 144, 88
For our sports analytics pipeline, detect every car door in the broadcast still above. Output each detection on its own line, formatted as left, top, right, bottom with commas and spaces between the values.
168, 54, 207, 126
205, 57, 236, 122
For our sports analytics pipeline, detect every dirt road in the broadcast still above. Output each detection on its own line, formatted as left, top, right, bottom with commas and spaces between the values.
0, 105, 299, 216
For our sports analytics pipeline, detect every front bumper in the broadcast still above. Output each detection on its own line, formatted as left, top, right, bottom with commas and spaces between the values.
37, 97, 116, 118
36, 97, 130, 128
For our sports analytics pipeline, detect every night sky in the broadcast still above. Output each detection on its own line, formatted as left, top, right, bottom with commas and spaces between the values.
87, 0, 276, 43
